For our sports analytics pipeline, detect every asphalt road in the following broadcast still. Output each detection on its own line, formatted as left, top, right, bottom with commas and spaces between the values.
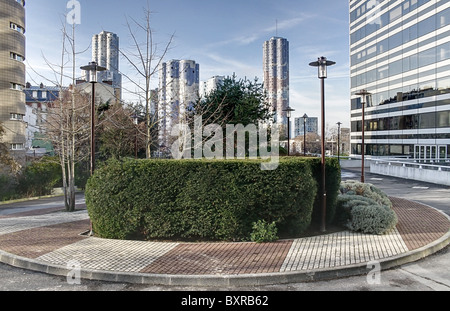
0, 171, 449, 292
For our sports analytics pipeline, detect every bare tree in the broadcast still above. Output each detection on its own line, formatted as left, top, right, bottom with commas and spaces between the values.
28, 19, 90, 212
0, 123, 20, 174
119, 3, 174, 158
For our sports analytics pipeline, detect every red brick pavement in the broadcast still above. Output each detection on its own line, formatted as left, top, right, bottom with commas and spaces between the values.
141, 240, 293, 275
0, 196, 448, 276
391, 197, 450, 251
0, 219, 90, 259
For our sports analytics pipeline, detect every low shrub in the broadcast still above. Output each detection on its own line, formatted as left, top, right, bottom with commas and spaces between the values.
250, 220, 279, 243
0, 174, 18, 201
335, 181, 398, 235
86, 157, 326, 241
339, 180, 392, 208
15, 157, 62, 198
347, 204, 398, 235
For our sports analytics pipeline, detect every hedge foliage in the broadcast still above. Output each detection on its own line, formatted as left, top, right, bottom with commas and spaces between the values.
310, 157, 341, 226
335, 180, 398, 235
86, 157, 341, 242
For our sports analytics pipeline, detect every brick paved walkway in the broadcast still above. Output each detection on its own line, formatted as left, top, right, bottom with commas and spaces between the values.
0, 197, 448, 279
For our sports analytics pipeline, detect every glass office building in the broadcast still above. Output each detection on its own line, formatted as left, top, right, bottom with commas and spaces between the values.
350, 0, 450, 162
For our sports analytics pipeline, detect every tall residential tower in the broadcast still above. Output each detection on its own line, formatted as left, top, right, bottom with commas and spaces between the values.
84, 31, 122, 92
350, 0, 450, 162
263, 37, 290, 128
0, 0, 26, 157
158, 59, 200, 149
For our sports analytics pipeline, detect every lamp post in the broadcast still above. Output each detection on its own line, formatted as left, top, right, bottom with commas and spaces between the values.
337, 121, 342, 163
309, 56, 336, 233
302, 113, 308, 156
355, 89, 371, 183
80, 61, 107, 176
283, 106, 295, 156
132, 114, 139, 159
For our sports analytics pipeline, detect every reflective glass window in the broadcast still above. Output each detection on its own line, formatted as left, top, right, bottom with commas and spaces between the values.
437, 7, 450, 28
438, 42, 450, 61
390, 59, 403, 76
437, 111, 450, 128
418, 15, 437, 38
419, 47, 436, 67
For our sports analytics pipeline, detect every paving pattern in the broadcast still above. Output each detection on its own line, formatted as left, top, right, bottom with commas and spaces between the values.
280, 228, 408, 272
391, 197, 450, 250
0, 197, 448, 277
38, 238, 179, 273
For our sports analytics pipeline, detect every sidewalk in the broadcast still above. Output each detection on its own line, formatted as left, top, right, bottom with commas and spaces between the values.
0, 197, 449, 287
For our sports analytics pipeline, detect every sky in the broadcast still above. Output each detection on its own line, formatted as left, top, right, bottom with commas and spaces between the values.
24, 0, 351, 132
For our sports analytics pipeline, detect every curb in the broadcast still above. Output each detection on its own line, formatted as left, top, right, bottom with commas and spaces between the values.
0, 194, 64, 206
1, 226, 449, 287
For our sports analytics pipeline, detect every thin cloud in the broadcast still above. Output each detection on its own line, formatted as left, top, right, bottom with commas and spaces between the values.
206, 15, 308, 48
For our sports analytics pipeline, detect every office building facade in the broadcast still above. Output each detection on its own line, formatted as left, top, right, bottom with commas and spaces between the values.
350, 0, 450, 162
263, 37, 290, 126
294, 117, 319, 137
0, 0, 26, 155
158, 59, 200, 148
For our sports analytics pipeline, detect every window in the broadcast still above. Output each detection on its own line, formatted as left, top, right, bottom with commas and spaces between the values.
10, 22, 25, 34
419, 47, 436, 68
10, 52, 24, 62
418, 15, 436, 38
11, 143, 24, 151
10, 83, 23, 91
10, 113, 24, 121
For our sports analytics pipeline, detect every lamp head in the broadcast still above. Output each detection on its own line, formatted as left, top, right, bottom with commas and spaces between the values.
309, 56, 336, 79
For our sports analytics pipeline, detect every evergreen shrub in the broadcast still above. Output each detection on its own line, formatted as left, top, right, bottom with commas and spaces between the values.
335, 180, 398, 235
86, 157, 340, 241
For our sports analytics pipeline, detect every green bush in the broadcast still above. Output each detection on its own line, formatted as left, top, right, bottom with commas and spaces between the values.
0, 174, 19, 201
250, 220, 278, 243
335, 181, 398, 235
339, 180, 392, 208
16, 157, 62, 198
347, 204, 398, 235
86, 157, 327, 241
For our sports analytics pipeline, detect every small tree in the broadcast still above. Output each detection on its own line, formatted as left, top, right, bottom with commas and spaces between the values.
193, 75, 272, 127
119, 3, 174, 158
0, 123, 20, 174
97, 103, 146, 159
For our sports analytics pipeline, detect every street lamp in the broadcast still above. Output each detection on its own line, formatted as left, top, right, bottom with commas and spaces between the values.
309, 56, 336, 233
337, 122, 342, 163
283, 106, 295, 156
302, 113, 308, 156
80, 61, 107, 176
132, 114, 139, 159
355, 89, 371, 183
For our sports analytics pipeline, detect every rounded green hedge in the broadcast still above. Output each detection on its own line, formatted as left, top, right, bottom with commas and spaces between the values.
335, 181, 398, 235
86, 157, 342, 241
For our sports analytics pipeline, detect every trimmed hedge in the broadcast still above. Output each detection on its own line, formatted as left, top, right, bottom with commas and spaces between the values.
86, 157, 341, 242
310, 157, 341, 226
